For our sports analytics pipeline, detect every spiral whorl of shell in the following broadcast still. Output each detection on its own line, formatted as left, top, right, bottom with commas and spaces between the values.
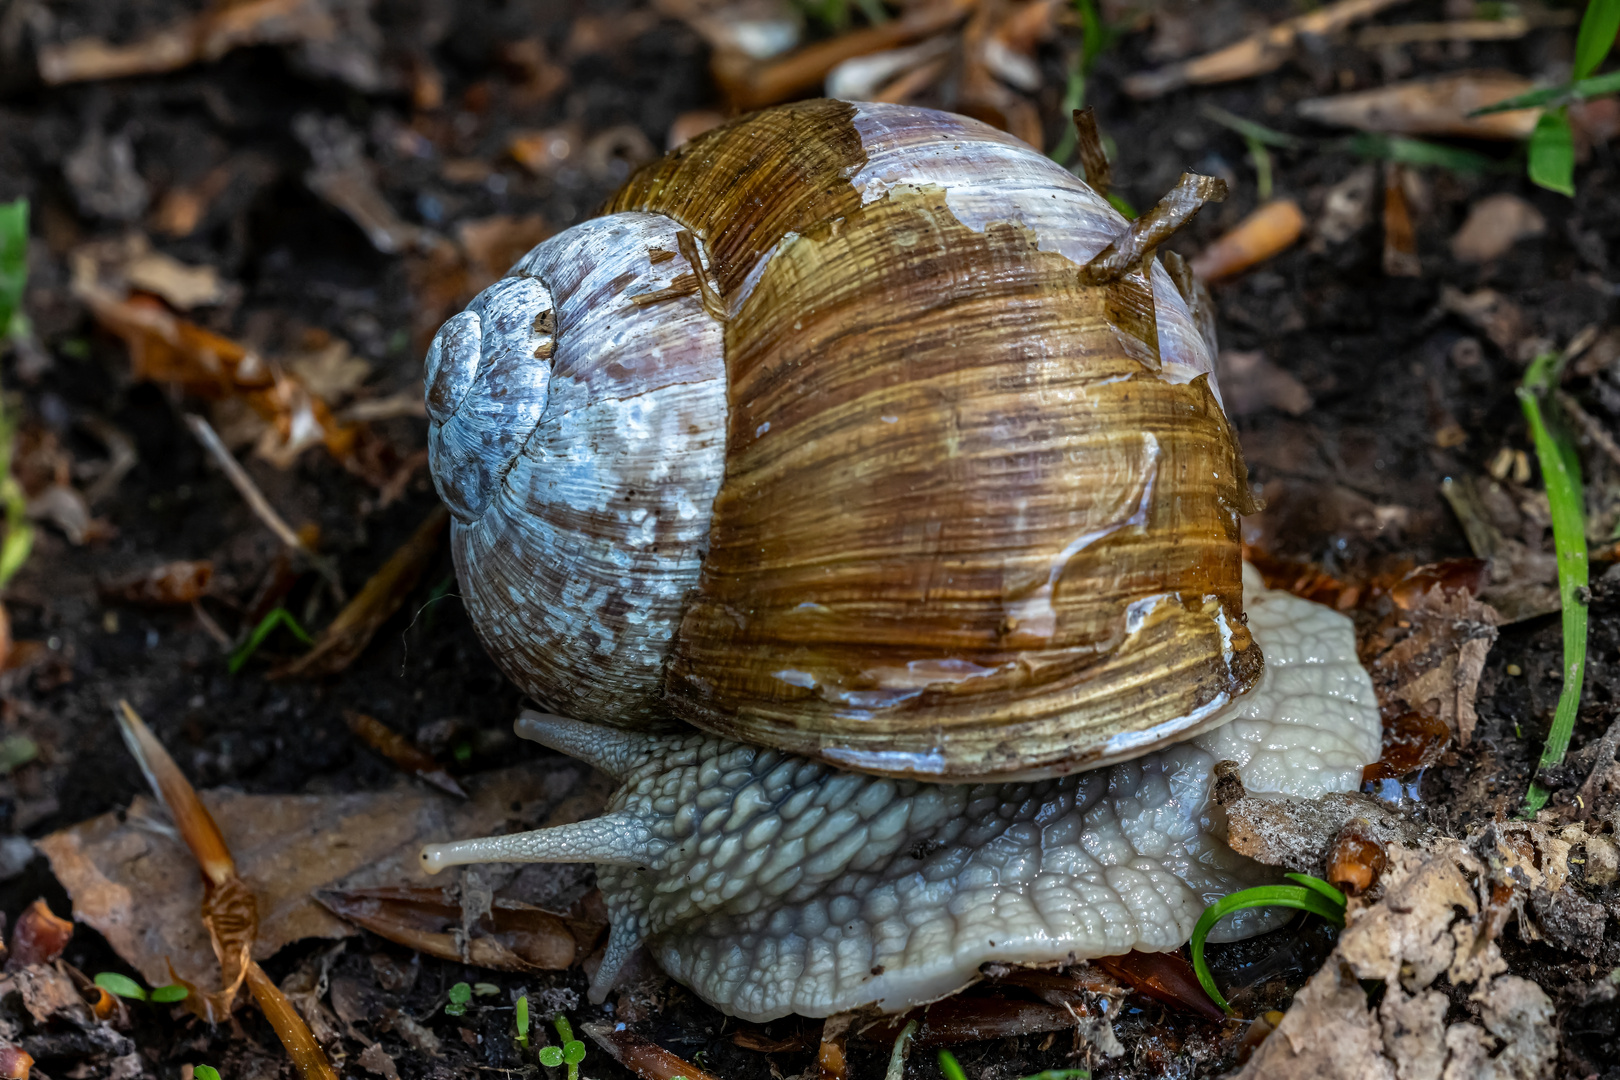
424, 99, 1259, 779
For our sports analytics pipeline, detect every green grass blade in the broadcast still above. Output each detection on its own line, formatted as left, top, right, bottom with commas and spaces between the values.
1347, 133, 1500, 174
938, 1049, 969, 1080
228, 607, 315, 674
1518, 351, 1590, 816
1573, 0, 1620, 81
1201, 104, 1305, 148
1471, 69, 1620, 114
1528, 108, 1576, 195
1284, 873, 1349, 908
0, 199, 25, 339
1190, 884, 1348, 1013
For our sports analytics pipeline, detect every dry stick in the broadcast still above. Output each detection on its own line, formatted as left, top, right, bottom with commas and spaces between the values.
1071, 107, 1112, 195
182, 413, 345, 602
1554, 389, 1620, 472
116, 702, 339, 1080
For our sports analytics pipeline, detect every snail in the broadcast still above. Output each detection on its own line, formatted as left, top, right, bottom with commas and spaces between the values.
418, 100, 1382, 1022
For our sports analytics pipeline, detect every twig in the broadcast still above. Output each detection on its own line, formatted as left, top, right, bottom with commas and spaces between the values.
183, 414, 345, 601
1554, 388, 1620, 472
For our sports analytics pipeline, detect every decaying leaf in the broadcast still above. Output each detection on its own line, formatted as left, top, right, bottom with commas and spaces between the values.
315, 885, 603, 970
1190, 199, 1305, 282
1297, 71, 1541, 140
98, 560, 213, 606
583, 1021, 724, 1080
7, 900, 73, 968
39, 0, 339, 85
1365, 576, 1499, 746
1230, 839, 1558, 1080
38, 761, 595, 990
344, 712, 465, 798
1125, 0, 1416, 99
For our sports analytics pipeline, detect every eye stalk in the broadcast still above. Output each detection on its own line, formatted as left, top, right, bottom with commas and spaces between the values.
424, 276, 556, 522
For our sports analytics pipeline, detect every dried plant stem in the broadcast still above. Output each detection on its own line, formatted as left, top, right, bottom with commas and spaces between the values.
182, 414, 344, 600
115, 700, 339, 1080
1519, 352, 1590, 816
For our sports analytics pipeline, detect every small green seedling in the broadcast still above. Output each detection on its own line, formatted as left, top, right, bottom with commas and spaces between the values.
538, 1014, 586, 1080
1518, 349, 1590, 816
444, 981, 473, 1017
1471, 0, 1620, 194
0, 199, 26, 342
937, 1048, 968, 1080
228, 607, 314, 674
94, 972, 189, 1003
194, 1067, 221, 1080
1190, 874, 1348, 1014
1051, 0, 1111, 166
515, 995, 530, 1049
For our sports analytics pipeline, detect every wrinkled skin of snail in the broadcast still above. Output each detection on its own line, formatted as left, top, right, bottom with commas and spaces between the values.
423, 567, 1381, 1022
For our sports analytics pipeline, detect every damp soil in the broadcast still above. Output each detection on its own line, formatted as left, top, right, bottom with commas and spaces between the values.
0, 0, 1617, 1078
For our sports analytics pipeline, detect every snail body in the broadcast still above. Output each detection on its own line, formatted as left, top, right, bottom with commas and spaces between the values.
420, 100, 1383, 1020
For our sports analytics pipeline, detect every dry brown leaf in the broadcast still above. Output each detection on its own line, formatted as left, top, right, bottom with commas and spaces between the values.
1125, 0, 1415, 98
344, 711, 465, 798
38, 763, 591, 991
1297, 71, 1541, 141
7, 900, 73, 969
1191, 199, 1305, 282
38, 0, 336, 84
78, 287, 355, 465
582, 1021, 727, 1080
711, 0, 974, 110
275, 505, 449, 677
1366, 581, 1498, 745
1218, 349, 1313, 416
1230, 840, 1556, 1079
1451, 194, 1547, 263
1381, 164, 1421, 278
315, 885, 603, 970
98, 561, 213, 606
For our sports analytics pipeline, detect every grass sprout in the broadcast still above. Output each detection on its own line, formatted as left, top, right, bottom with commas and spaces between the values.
1519, 349, 1591, 816
938, 1049, 969, 1080
1472, 0, 1619, 194
228, 607, 315, 674
1190, 874, 1347, 1014
1050, 0, 1109, 165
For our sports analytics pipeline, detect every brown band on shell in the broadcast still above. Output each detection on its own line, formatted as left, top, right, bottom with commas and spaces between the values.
605, 98, 868, 297
1080, 173, 1229, 285
648, 181, 1256, 780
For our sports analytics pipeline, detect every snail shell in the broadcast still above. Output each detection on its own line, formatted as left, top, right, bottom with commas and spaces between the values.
425, 99, 1258, 782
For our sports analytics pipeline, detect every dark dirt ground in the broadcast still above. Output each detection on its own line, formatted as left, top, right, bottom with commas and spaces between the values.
0, 0, 1618, 1077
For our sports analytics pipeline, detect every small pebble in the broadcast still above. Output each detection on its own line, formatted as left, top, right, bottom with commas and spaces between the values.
1506, 663, 1522, 676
